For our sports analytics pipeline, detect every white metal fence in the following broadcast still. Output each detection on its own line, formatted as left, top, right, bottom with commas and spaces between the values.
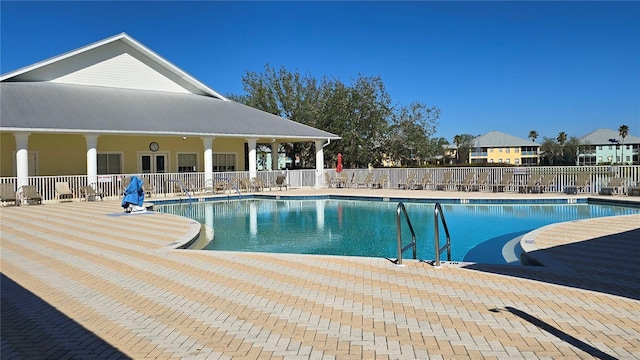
1, 165, 638, 204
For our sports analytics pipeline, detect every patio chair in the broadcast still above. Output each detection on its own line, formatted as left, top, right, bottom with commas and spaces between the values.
141, 178, 156, 197
20, 185, 42, 205
455, 172, 476, 191
275, 175, 288, 191
252, 177, 270, 191
419, 172, 434, 190
355, 173, 374, 188
397, 173, 417, 190
599, 177, 626, 195
0, 183, 18, 206
534, 174, 556, 193
241, 178, 259, 192
565, 172, 592, 194
79, 185, 104, 201
519, 174, 542, 193
214, 180, 230, 193
436, 171, 454, 191
371, 174, 389, 189
491, 172, 514, 192
55, 182, 75, 202
474, 172, 490, 191
324, 172, 336, 188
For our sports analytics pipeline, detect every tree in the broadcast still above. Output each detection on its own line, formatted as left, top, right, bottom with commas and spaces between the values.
452, 134, 476, 164
556, 131, 567, 157
619, 124, 629, 164
385, 102, 440, 166
528, 130, 538, 142
539, 137, 561, 165
229, 64, 441, 168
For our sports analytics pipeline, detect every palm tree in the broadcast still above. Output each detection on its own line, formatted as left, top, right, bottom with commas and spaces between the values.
453, 135, 462, 163
557, 132, 567, 158
619, 124, 629, 164
528, 130, 538, 142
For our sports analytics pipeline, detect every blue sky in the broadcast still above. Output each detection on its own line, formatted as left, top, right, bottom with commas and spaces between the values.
2, 1, 638, 142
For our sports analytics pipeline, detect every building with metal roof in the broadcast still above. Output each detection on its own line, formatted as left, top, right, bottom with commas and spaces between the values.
469, 131, 540, 165
0, 33, 339, 189
578, 129, 640, 165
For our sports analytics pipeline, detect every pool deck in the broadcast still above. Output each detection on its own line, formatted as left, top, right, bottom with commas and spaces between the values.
1, 189, 639, 359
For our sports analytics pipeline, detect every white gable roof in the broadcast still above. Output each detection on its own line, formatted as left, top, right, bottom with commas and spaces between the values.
472, 131, 538, 147
578, 128, 640, 145
0, 33, 226, 99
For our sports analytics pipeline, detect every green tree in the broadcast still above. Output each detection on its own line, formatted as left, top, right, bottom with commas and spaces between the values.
556, 131, 567, 157
619, 124, 629, 164
540, 137, 561, 165
385, 102, 440, 166
229, 65, 440, 168
452, 134, 476, 164
528, 130, 538, 142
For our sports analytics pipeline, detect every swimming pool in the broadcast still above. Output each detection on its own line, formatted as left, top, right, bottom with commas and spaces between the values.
156, 198, 639, 264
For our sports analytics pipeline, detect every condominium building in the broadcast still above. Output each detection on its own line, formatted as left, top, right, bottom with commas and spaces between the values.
469, 131, 540, 166
578, 128, 640, 165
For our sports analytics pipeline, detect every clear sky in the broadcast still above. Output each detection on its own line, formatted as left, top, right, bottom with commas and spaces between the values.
2, 1, 639, 142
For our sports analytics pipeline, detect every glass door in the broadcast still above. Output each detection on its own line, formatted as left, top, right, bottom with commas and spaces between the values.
141, 154, 167, 173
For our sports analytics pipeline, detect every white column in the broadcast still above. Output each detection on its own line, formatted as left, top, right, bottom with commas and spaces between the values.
315, 139, 326, 189
247, 138, 258, 178
202, 137, 214, 185
85, 135, 99, 188
15, 132, 31, 189
271, 142, 278, 171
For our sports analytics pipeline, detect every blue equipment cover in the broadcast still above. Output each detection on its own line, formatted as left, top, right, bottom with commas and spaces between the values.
121, 176, 145, 208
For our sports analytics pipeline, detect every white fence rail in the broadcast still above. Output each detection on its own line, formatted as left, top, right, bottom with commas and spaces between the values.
1, 166, 638, 204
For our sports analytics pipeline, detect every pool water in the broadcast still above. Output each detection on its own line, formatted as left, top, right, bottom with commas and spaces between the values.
157, 199, 639, 264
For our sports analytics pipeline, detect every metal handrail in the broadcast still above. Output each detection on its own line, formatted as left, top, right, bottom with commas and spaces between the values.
166, 179, 192, 203
434, 202, 451, 268
396, 202, 417, 266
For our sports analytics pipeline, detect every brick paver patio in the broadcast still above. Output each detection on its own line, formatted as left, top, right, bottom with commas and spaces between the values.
2, 189, 639, 359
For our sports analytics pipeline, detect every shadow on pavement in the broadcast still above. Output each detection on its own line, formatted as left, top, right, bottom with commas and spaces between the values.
1, 274, 131, 359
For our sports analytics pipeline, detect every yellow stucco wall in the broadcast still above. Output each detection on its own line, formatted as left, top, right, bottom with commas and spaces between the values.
0, 133, 247, 176
486, 147, 522, 164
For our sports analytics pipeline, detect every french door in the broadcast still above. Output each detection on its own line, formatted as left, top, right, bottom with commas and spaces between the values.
141, 153, 167, 174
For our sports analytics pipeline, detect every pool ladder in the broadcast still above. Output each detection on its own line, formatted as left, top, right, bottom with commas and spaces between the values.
396, 202, 451, 268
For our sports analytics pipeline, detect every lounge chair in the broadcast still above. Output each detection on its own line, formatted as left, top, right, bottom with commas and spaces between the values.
239, 178, 255, 192
214, 180, 230, 193
0, 183, 18, 206
275, 175, 288, 190
565, 173, 591, 194
20, 185, 42, 205
474, 172, 490, 192
355, 173, 374, 188
142, 178, 156, 197
335, 173, 350, 188
252, 177, 269, 191
79, 185, 104, 201
419, 172, 434, 190
456, 172, 476, 191
491, 172, 514, 192
371, 174, 389, 189
436, 171, 454, 191
398, 173, 417, 190
519, 174, 542, 193
599, 177, 626, 195
55, 182, 75, 202
533, 174, 556, 193
324, 172, 336, 188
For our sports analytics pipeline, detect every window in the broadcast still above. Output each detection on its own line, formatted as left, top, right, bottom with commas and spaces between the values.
489, 148, 493, 153
515, 158, 520, 165
598, 146, 602, 150
97, 153, 121, 174
213, 153, 236, 172
489, 159, 494, 163
506, 148, 510, 153
515, 148, 520, 153
499, 148, 503, 152
178, 153, 198, 172
505, 158, 511, 164
498, 158, 503, 163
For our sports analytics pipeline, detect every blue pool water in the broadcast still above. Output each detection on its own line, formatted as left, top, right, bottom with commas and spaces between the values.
156, 199, 639, 264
